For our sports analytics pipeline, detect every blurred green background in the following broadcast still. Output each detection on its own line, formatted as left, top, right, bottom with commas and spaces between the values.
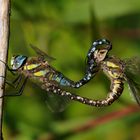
3, 0, 140, 140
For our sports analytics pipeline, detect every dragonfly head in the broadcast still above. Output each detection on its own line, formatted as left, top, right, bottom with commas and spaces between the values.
94, 46, 111, 62
92, 39, 112, 63
11, 55, 27, 70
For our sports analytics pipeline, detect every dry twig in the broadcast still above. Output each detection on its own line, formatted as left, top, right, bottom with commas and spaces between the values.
0, 0, 10, 139
48, 105, 140, 140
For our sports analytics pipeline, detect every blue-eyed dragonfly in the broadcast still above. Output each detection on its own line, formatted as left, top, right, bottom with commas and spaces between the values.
2, 39, 140, 107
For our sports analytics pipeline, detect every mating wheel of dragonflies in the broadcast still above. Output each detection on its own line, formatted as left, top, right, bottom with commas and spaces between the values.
1, 39, 140, 108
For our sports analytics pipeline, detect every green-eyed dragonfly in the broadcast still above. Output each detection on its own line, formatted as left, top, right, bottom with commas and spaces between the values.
2, 39, 140, 107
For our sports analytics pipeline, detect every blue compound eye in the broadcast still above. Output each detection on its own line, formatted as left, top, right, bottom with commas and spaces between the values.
11, 55, 27, 70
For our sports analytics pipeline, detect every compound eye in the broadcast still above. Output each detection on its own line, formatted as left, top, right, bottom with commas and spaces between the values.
14, 60, 20, 68
11, 55, 27, 70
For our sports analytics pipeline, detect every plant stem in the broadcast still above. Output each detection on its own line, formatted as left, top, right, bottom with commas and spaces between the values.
0, 0, 10, 139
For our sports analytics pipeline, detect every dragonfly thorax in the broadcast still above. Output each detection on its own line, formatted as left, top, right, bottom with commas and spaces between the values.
11, 55, 27, 70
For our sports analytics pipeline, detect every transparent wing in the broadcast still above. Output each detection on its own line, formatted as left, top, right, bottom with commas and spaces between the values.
30, 44, 56, 62
126, 78, 140, 105
124, 57, 140, 105
45, 92, 70, 112
31, 77, 69, 112
42, 80, 70, 112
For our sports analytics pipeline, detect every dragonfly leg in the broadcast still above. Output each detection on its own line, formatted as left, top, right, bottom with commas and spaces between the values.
0, 77, 28, 98
0, 76, 14, 88
12, 75, 21, 84
12, 75, 23, 88
0, 75, 22, 88
0, 59, 15, 75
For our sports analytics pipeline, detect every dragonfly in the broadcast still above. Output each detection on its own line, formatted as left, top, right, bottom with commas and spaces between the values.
75, 39, 140, 106
3, 39, 111, 96
1, 39, 140, 107
1, 40, 110, 111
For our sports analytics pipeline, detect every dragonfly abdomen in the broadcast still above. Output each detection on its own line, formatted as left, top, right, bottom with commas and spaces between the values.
43, 79, 124, 107
106, 79, 124, 105
51, 72, 74, 86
